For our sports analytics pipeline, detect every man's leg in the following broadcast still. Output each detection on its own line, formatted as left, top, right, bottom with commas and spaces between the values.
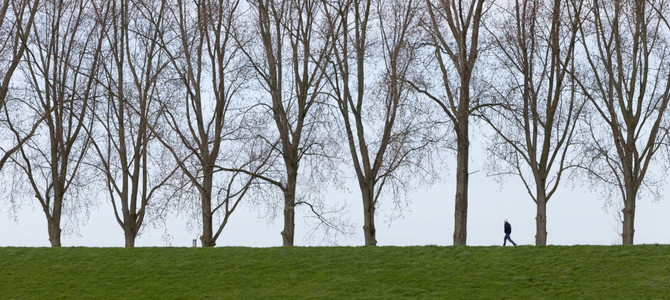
503, 234, 508, 246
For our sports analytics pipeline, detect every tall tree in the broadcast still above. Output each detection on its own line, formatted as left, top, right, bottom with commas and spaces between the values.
412, 0, 487, 245
158, 0, 261, 247
575, 0, 670, 244
326, 0, 433, 246
14, 0, 105, 247
88, 0, 177, 247
0, 0, 40, 170
482, 0, 584, 245
243, 0, 338, 246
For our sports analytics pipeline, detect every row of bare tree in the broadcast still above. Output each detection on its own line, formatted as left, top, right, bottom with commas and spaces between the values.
1, 0, 669, 247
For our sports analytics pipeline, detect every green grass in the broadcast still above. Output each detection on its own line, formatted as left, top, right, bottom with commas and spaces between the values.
1, 245, 669, 299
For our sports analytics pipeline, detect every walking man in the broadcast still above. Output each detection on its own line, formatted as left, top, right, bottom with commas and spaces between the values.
503, 219, 517, 246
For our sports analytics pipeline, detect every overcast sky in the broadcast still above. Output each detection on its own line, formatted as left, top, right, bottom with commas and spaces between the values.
2, 137, 669, 247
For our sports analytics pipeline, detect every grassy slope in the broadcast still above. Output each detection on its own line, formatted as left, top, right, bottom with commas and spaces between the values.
1, 245, 669, 299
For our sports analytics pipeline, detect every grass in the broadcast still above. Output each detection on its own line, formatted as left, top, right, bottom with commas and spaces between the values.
1, 245, 669, 299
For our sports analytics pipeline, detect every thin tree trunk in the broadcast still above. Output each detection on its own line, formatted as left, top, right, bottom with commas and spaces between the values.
45, 201, 62, 247
47, 183, 64, 247
622, 188, 636, 245
281, 192, 295, 246
453, 131, 468, 245
535, 192, 548, 246
453, 85, 470, 245
281, 163, 297, 246
362, 186, 377, 246
200, 168, 215, 247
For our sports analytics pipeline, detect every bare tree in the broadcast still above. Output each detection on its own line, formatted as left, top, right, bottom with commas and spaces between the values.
86, 0, 178, 247
242, 0, 339, 246
325, 0, 434, 246
0, 0, 40, 170
157, 0, 263, 247
411, 0, 487, 245
13, 0, 106, 247
574, 0, 670, 244
481, 0, 585, 245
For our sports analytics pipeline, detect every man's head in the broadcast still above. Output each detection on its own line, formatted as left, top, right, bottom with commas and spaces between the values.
504, 219, 508, 223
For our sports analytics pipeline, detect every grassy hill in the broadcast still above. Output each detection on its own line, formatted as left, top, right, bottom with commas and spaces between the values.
1, 245, 669, 299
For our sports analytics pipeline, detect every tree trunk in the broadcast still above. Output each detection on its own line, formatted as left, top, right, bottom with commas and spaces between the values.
622, 199, 636, 245
535, 192, 548, 246
454, 80, 470, 245
123, 210, 137, 247
281, 190, 295, 247
200, 168, 215, 247
124, 229, 137, 248
453, 110, 469, 245
281, 164, 297, 246
620, 176, 637, 245
47, 219, 62, 247
362, 185, 377, 246
48, 188, 64, 247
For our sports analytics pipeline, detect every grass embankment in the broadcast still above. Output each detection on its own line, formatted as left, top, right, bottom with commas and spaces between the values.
0, 245, 668, 298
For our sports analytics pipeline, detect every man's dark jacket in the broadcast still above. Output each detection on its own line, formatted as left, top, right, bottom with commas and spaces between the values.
504, 222, 512, 235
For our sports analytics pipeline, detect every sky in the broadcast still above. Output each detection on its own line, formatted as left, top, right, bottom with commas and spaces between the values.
2, 137, 669, 248
3, 0, 670, 249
